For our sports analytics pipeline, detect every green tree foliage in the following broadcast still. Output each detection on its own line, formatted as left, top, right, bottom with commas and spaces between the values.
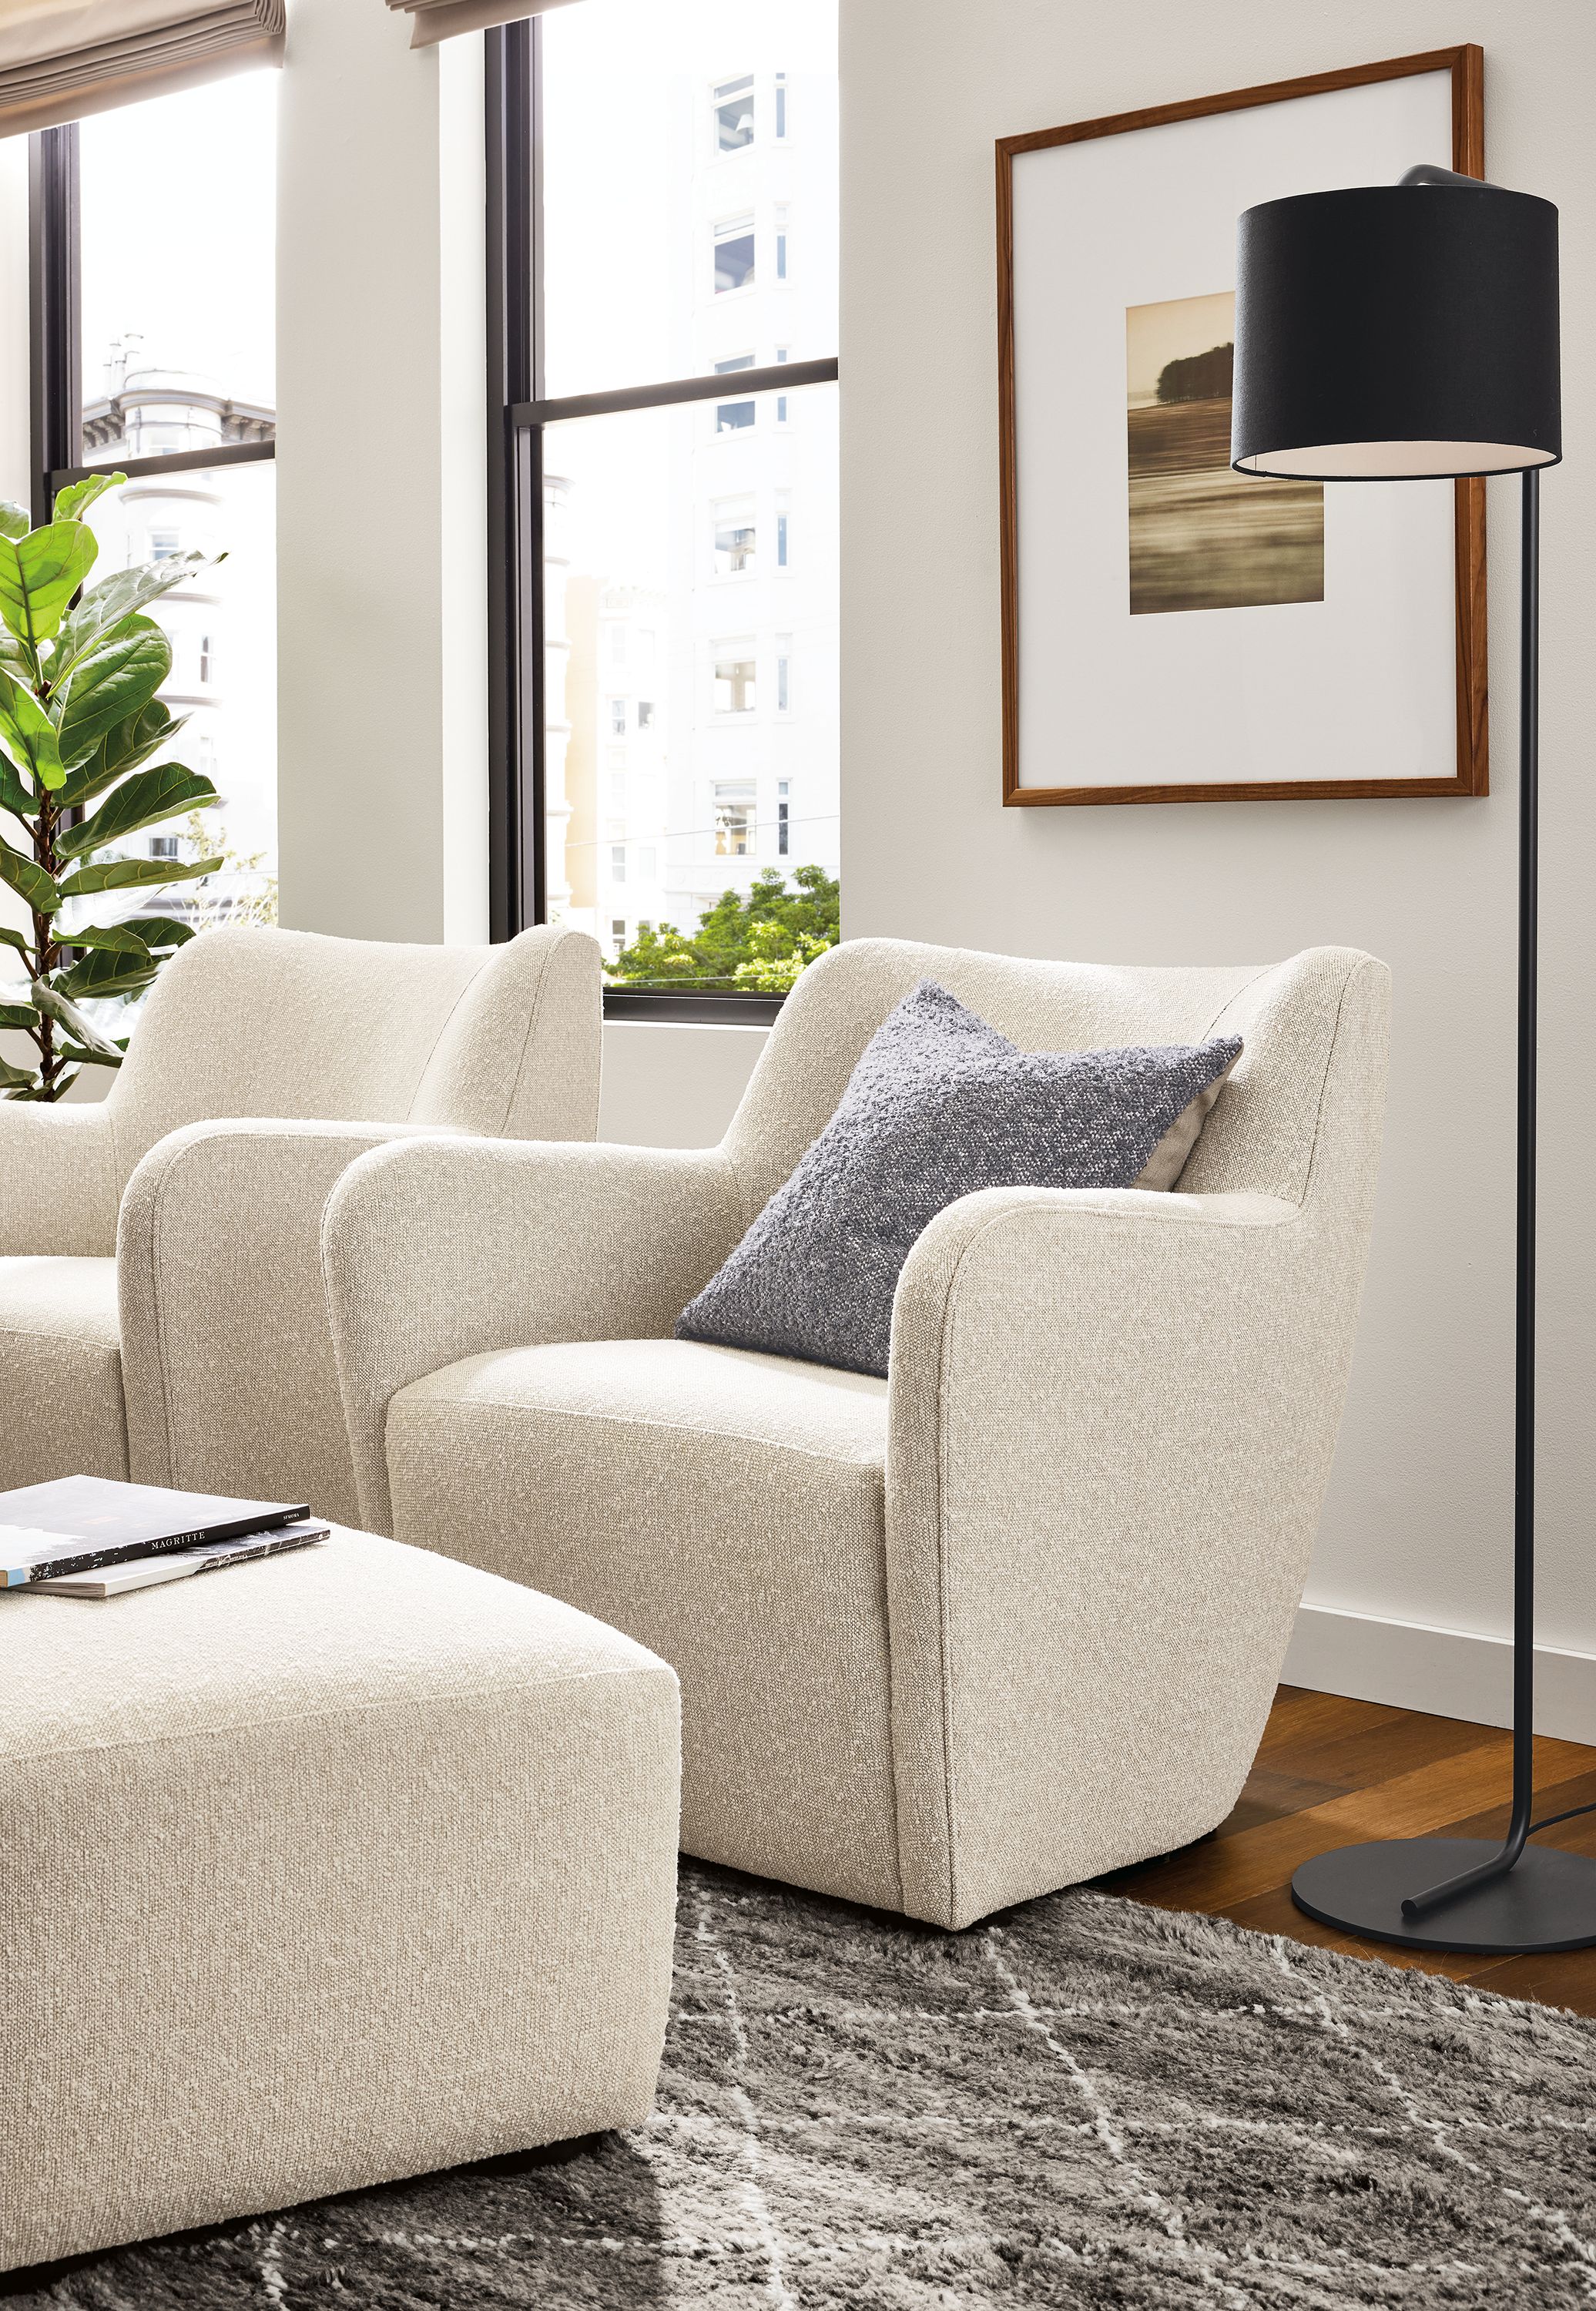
610, 864, 839, 994
0, 475, 222, 1099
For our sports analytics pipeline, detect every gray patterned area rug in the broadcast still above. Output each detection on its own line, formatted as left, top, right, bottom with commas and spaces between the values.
11, 1861, 1596, 2310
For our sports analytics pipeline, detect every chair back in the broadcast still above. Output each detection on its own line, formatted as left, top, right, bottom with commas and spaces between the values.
722, 937, 1380, 1220
105, 923, 602, 1187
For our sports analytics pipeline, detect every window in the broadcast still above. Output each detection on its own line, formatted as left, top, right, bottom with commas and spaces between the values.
495, 6, 840, 1012
713, 73, 755, 153
611, 917, 628, 951
609, 698, 627, 736
715, 351, 756, 433
776, 506, 790, 569
611, 845, 627, 883
609, 625, 627, 665
26, 67, 279, 960
609, 770, 627, 811
776, 638, 792, 713
775, 205, 789, 281
714, 781, 756, 856
714, 647, 757, 714
714, 215, 756, 296
713, 499, 756, 575
777, 779, 790, 855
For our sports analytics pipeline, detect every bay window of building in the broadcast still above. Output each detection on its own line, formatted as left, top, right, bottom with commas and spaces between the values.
490, 0, 838, 1015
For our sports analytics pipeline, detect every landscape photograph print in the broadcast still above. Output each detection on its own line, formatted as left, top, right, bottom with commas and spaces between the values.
1125, 289, 1324, 615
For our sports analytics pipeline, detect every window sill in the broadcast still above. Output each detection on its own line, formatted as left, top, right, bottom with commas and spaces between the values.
603, 988, 783, 1025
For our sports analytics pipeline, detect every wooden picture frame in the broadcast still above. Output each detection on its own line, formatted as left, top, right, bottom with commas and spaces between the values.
998, 46, 1487, 807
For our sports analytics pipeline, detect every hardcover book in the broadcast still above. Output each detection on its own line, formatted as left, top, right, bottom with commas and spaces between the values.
0, 1475, 311, 1588
34, 1521, 330, 1597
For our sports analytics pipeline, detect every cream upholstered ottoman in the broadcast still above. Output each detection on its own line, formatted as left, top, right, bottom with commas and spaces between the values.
0, 1528, 680, 2276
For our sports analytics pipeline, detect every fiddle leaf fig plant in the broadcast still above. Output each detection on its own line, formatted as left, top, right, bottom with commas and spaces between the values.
0, 475, 223, 1100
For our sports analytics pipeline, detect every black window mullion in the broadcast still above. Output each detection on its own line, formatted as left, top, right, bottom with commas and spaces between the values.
485, 18, 538, 941
28, 122, 81, 527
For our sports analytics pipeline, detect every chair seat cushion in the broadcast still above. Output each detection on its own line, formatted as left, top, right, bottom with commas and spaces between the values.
385, 1337, 901, 1909
0, 1256, 126, 1488
676, 978, 1242, 1377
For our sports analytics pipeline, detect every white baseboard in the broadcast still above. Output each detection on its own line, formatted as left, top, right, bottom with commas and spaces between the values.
1283, 1603, 1596, 1745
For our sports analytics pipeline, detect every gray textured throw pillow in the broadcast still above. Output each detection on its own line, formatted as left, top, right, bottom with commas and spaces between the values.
676, 978, 1242, 1379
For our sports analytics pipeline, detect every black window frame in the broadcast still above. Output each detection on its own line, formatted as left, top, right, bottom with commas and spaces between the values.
28, 119, 277, 527
485, 22, 839, 1026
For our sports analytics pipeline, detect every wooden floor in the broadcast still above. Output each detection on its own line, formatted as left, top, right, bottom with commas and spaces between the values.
1098, 1685, 1596, 2017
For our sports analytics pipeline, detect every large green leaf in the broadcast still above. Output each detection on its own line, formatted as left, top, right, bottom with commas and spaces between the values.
50, 552, 213, 686
0, 755, 31, 820
58, 761, 216, 859
0, 838, 59, 914
0, 999, 38, 1030
62, 921, 152, 958
56, 852, 220, 899
0, 670, 65, 792
0, 923, 28, 955
132, 916, 196, 951
59, 948, 158, 1002
0, 1054, 39, 1091
52, 472, 125, 524
57, 702, 188, 811
31, 978, 123, 1058
0, 503, 29, 543
0, 523, 97, 650
54, 620, 171, 772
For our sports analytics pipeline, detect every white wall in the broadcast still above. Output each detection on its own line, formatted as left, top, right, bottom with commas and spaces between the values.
276, 0, 488, 944
840, 2, 1596, 1719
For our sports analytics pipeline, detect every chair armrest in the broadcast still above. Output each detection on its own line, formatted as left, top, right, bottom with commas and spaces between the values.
117, 1119, 448, 1524
0, 1100, 119, 1254
322, 1136, 747, 1535
884, 1182, 1360, 1928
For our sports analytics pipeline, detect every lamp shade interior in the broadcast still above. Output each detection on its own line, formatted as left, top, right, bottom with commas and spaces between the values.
1232, 181, 1561, 483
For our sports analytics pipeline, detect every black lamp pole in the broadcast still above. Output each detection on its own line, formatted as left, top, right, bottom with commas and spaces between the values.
1234, 168, 1593, 1955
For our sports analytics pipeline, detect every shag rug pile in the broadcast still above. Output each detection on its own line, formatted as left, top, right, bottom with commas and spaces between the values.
11, 1861, 1596, 2309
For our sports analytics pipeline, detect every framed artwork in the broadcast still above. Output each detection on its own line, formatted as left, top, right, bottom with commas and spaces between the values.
997, 46, 1487, 807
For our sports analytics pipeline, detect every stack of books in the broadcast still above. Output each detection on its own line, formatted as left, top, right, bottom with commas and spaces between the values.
1, 1474, 328, 1597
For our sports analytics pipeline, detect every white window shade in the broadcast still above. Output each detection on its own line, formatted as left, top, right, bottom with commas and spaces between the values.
385, 0, 581, 49
0, 0, 283, 139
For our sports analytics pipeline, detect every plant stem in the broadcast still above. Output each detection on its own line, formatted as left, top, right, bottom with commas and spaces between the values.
32, 790, 59, 1099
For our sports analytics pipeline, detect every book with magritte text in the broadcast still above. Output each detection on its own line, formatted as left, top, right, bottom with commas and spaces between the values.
0, 1474, 312, 1588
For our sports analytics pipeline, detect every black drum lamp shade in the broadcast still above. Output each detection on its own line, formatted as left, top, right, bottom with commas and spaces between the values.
1232, 179, 1561, 481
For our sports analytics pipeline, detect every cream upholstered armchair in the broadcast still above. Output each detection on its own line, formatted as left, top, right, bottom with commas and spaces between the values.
322, 937, 1390, 1930
0, 922, 600, 1520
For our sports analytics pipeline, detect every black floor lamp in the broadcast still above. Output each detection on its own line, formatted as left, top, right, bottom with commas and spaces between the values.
1231, 167, 1590, 1956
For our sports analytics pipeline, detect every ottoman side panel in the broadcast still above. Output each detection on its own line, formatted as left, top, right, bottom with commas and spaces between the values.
0, 1660, 680, 2274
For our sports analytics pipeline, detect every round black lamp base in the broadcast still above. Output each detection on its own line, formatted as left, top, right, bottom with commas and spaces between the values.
1292, 1840, 1596, 1955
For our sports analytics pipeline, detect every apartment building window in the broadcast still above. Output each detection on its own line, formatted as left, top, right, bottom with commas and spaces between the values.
776, 507, 790, 569
715, 351, 756, 432
714, 500, 756, 575
714, 74, 756, 154
27, 68, 279, 952
777, 779, 790, 855
609, 698, 627, 735
714, 646, 756, 714
714, 781, 756, 857
612, 846, 627, 883
714, 214, 756, 295
776, 639, 792, 713
775, 205, 789, 281
490, 6, 839, 1016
